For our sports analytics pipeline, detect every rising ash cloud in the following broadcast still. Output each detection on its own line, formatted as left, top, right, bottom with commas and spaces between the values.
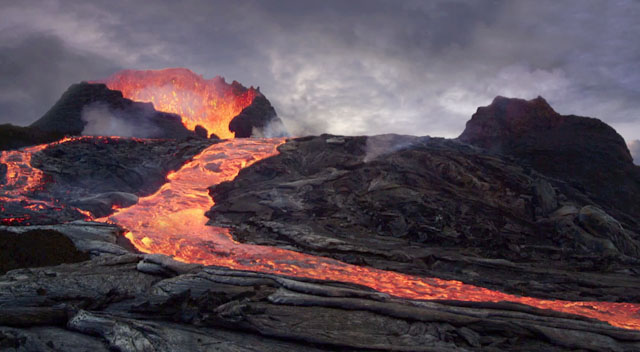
0, 0, 639, 144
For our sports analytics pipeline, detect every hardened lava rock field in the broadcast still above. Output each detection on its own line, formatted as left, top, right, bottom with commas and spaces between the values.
1, 79, 640, 351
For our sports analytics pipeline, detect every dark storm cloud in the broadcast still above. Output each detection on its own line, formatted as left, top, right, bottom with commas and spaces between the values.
1, 0, 639, 143
0, 34, 120, 124
629, 140, 640, 165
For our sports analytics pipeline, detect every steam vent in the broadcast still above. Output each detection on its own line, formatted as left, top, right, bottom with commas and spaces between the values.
2, 74, 640, 351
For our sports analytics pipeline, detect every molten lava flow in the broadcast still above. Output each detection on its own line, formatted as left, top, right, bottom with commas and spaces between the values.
0, 136, 140, 225
102, 68, 258, 139
0, 137, 86, 224
1, 144, 49, 199
106, 138, 640, 331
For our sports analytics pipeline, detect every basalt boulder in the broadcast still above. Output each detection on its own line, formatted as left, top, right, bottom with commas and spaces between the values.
229, 94, 288, 138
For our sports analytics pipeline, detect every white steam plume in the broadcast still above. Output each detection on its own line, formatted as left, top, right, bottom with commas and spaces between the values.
251, 118, 290, 138
364, 134, 425, 163
81, 102, 161, 138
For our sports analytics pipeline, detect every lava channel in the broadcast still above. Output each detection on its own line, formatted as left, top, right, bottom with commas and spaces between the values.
0, 136, 93, 224
102, 138, 640, 331
101, 68, 258, 139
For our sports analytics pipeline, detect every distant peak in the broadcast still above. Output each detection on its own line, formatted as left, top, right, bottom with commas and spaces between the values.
488, 95, 554, 112
458, 96, 638, 218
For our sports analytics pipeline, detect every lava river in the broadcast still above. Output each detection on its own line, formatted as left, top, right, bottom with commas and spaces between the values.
98, 138, 640, 331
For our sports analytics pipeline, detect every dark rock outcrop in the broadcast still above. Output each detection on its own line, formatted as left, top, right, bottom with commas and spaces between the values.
30, 82, 197, 139
229, 94, 288, 138
194, 124, 209, 139
68, 192, 139, 218
459, 96, 640, 223
0, 124, 65, 151
0, 229, 90, 274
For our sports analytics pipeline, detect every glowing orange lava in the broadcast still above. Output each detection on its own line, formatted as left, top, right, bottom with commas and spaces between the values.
101, 68, 258, 139
103, 138, 640, 331
0, 136, 85, 219
0, 136, 141, 224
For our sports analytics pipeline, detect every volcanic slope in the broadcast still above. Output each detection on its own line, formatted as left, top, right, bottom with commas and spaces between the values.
2, 134, 640, 350
460, 96, 640, 223
208, 99, 640, 305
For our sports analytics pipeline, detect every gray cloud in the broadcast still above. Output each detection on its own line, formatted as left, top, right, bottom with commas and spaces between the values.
629, 140, 640, 165
0, 33, 120, 125
0, 0, 638, 144
81, 102, 161, 138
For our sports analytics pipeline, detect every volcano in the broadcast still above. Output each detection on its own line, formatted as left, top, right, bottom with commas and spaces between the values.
100, 68, 286, 139
1, 74, 640, 351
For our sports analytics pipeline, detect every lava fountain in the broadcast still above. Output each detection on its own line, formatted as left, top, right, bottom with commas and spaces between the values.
103, 138, 640, 331
101, 68, 258, 139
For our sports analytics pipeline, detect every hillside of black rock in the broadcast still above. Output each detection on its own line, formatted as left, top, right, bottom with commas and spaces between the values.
230, 94, 288, 138
1, 81, 288, 151
0, 83, 200, 151
459, 96, 640, 223
208, 134, 640, 303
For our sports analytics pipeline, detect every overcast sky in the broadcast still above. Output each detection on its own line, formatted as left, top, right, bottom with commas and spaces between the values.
1, 0, 639, 160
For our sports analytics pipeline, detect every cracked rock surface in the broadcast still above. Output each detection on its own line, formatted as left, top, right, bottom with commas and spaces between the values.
2, 248, 639, 351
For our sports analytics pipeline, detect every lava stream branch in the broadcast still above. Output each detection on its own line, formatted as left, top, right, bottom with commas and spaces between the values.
0, 136, 91, 222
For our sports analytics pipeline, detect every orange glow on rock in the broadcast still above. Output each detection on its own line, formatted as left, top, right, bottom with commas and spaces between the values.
0, 136, 83, 218
101, 68, 258, 139
0, 136, 144, 224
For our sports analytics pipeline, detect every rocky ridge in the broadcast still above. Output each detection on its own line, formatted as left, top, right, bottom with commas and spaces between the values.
459, 96, 640, 223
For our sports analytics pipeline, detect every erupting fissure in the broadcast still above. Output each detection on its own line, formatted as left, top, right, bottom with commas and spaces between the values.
101, 68, 258, 139
2, 137, 640, 331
